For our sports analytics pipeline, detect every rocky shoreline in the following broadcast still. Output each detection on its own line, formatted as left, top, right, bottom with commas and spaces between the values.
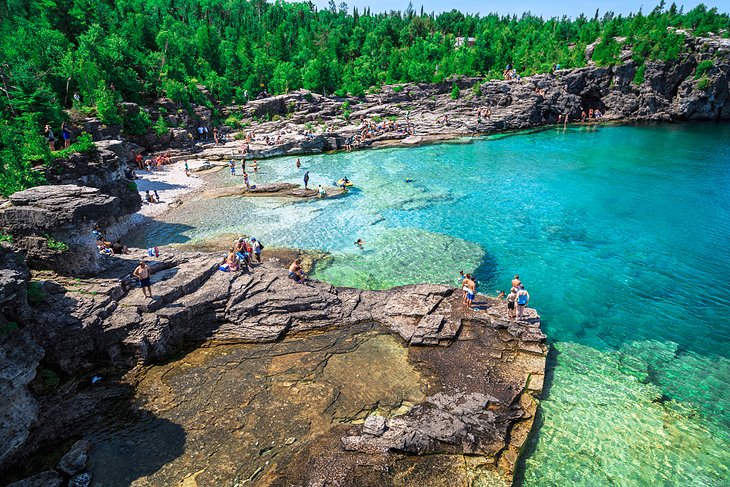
1, 244, 546, 486
0, 32, 728, 487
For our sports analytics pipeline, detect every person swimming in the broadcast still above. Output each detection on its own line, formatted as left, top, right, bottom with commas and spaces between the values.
354, 238, 365, 249
405, 178, 414, 183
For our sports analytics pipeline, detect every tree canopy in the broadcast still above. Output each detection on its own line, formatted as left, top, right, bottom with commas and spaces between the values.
0, 0, 728, 195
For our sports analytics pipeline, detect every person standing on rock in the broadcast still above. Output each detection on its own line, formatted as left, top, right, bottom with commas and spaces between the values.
61, 122, 72, 148
506, 288, 518, 319
251, 238, 263, 262
44, 124, 56, 151
134, 261, 154, 299
303, 171, 310, 190
516, 286, 530, 320
512, 275, 522, 289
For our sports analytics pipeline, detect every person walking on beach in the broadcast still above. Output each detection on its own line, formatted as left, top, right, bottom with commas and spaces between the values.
303, 171, 310, 190
133, 261, 153, 299
516, 286, 530, 320
506, 288, 518, 319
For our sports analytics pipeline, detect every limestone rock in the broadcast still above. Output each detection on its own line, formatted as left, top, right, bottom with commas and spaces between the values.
57, 439, 92, 475
6, 470, 63, 487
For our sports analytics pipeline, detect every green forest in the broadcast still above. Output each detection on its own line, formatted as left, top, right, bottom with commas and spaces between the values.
1, 0, 729, 196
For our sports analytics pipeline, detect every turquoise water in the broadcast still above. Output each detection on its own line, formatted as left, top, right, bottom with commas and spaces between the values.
133, 123, 730, 485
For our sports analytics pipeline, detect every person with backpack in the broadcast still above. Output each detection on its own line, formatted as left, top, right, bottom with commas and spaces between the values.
251, 238, 263, 262
516, 286, 530, 320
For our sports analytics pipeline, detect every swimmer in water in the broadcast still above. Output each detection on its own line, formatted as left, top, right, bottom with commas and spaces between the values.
354, 238, 365, 249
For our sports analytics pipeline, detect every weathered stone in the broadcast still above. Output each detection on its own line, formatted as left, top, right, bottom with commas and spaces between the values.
57, 439, 91, 475
362, 415, 387, 437
6, 470, 63, 487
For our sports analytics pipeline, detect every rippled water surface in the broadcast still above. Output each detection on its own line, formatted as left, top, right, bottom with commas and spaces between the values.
132, 123, 730, 485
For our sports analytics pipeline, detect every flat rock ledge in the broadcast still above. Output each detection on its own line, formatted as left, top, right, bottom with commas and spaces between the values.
205, 182, 346, 199
4, 248, 546, 485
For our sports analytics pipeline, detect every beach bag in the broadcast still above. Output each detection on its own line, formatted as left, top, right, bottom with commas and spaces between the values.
517, 293, 528, 305
147, 246, 159, 258
219, 264, 230, 272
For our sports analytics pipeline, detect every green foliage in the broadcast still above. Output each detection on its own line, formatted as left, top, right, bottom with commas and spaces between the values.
0, 114, 47, 196
123, 109, 152, 136
93, 82, 122, 126
0, 321, 19, 337
592, 37, 621, 66
27, 281, 46, 306
127, 181, 137, 192
341, 101, 352, 120
154, 117, 169, 137
0, 231, 12, 243
695, 60, 714, 79
45, 235, 69, 252
392, 86, 404, 93
0, 1, 726, 201
451, 83, 460, 100
473, 84, 483, 97
53, 132, 95, 159
633, 65, 646, 85
696, 77, 711, 91
224, 115, 241, 128
34, 366, 61, 392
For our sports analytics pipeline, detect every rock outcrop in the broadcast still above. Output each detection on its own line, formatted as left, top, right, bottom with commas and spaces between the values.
1, 248, 546, 485
182, 34, 730, 159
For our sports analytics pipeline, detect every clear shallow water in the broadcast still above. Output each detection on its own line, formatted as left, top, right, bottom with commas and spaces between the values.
131, 123, 730, 484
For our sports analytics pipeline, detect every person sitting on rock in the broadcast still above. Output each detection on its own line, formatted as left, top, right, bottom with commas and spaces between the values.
145, 190, 157, 204
111, 240, 129, 255
225, 250, 240, 272
288, 258, 305, 283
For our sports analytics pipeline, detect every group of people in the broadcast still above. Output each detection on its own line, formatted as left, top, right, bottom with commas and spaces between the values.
144, 190, 161, 204
229, 159, 259, 189
458, 271, 531, 319
580, 108, 604, 123
503, 64, 521, 81
220, 237, 264, 272
475, 107, 492, 123
135, 152, 172, 171
92, 225, 130, 256
44, 122, 73, 151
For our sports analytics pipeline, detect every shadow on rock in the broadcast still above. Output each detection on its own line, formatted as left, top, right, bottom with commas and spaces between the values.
87, 414, 186, 485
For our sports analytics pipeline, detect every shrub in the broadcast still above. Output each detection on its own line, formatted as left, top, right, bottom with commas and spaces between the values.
27, 281, 46, 306
123, 109, 152, 135
223, 115, 240, 128
0, 321, 19, 337
54, 132, 96, 159
45, 235, 69, 252
94, 82, 122, 126
694, 60, 713, 79
0, 231, 13, 243
127, 181, 137, 192
696, 77, 711, 91
272, 114, 281, 121
153, 117, 169, 137
472, 84, 483, 97
451, 83, 460, 100
633, 65, 646, 85
392, 85, 404, 93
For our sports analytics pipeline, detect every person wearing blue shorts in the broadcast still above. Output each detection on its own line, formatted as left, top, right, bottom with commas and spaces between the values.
133, 261, 153, 299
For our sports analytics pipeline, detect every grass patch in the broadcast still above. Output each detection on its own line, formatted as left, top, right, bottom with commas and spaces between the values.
45, 236, 69, 252
694, 60, 713, 79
